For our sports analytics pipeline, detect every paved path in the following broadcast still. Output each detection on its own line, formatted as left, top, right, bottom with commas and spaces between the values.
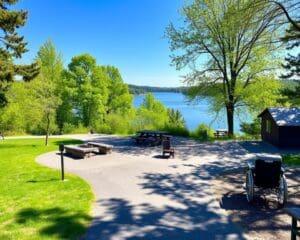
37, 134, 255, 240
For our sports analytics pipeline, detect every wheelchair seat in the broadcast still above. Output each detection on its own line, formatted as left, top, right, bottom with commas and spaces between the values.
254, 159, 282, 189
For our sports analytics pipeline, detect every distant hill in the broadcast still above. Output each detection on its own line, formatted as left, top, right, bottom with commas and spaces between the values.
128, 79, 298, 95
128, 84, 188, 95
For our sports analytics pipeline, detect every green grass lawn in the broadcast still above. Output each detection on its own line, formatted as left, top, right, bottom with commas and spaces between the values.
282, 154, 300, 166
0, 138, 94, 240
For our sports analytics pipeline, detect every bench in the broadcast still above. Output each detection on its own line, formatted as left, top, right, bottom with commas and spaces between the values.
64, 145, 98, 158
87, 142, 113, 154
132, 135, 147, 144
214, 129, 228, 138
285, 208, 300, 240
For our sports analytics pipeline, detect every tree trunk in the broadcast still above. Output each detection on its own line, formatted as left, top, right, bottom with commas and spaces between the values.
226, 102, 234, 137
45, 113, 50, 146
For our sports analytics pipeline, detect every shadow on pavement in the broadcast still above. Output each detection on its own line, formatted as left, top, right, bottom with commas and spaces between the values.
215, 167, 300, 239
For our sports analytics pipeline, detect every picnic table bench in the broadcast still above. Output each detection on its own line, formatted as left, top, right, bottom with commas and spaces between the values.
214, 129, 228, 138
132, 130, 168, 146
285, 207, 300, 240
64, 145, 98, 158
87, 142, 113, 154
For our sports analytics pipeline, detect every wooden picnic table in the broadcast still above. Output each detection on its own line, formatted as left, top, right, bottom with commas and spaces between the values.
133, 130, 169, 146
285, 207, 300, 240
214, 129, 228, 138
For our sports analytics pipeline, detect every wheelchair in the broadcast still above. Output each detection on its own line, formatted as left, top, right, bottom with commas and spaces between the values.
245, 154, 288, 207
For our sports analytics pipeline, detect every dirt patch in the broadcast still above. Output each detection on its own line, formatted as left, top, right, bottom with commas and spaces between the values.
213, 167, 300, 239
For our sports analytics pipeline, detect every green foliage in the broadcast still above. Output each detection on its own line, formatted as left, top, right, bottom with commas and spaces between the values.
134, 93, 168, 131
0, 102, 24, 136
1, 39, 191, 137
167, 109, 186, 128
282, 154, 300, 166
99, 113, 134, 135
240, 118, 261, 136
190, 124, 214, 141
281, 23, 300, 80
0, 0, 39, 107
163, 125, 190, 137
28, 40, 63, 144
104, 66, 130, 111
65, 54, 109, 129
163, 108, 189, 136
240, 75, 287, 114
0, 138, 93, 239
166, 0, 284, 135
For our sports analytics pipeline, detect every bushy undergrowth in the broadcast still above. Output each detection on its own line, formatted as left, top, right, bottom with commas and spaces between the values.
190, 124, 215, 140
163, 125, 190, 137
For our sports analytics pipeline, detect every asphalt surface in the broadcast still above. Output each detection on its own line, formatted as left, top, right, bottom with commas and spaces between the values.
36, 135, 294, 240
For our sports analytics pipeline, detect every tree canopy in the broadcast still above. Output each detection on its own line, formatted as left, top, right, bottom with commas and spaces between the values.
166, 0, 285, 135
0, 0, 39, 107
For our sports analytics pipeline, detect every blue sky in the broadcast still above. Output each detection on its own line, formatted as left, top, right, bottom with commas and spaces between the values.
15, 0, 186, 87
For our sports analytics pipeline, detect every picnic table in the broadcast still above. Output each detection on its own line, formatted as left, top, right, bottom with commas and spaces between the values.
132, 130, 169, 146
285, 208, 300, 240
214, 129, 228, 138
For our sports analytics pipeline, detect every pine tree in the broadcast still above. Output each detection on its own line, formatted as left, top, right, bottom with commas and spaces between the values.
281, 23, 300, 80
280, 23, 300, 105
0, 0, 39, 107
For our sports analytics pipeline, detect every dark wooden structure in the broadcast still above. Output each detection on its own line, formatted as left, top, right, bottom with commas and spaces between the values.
162, 139, 175, 158
285, 208, 300, 240
132, 130, 168, 146
214, 129, 228, 138
258, 107, 300, 148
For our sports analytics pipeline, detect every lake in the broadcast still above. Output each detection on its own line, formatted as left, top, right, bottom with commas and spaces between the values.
133, 92, 251, 132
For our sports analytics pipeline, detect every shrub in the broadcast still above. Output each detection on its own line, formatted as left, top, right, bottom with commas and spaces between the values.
191, 124, 214, 140
240, 118, 261, 136
163, 125, 190, 137
69, 123, 90, 134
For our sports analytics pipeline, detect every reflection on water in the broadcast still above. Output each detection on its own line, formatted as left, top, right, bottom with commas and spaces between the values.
133, 92, 251, 132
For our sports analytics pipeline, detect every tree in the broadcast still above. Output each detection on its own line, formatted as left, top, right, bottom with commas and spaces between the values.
30, 40, 63, 145
279, 20, 300, 105
167, 109, 186, 128
65, 54, 109, 130
55, 70, 75, 134
103, 66, 133, 116
134, 93, 168, 130
0, 81, 40, 136
166, 0, 283, 136
250, 0, 300, 32
0, 0, 39, 107
281, 24, 300, 80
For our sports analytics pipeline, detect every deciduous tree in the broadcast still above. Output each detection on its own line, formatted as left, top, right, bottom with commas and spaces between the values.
30, 40, 63, 145
65, 54, 109, 130
166, 0, 284, 135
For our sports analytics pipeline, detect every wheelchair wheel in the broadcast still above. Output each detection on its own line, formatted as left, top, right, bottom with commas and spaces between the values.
278, 175, 288, 208
246, 170, 254, 202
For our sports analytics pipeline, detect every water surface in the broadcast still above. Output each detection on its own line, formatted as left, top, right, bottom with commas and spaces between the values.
133, 92, 251, 132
